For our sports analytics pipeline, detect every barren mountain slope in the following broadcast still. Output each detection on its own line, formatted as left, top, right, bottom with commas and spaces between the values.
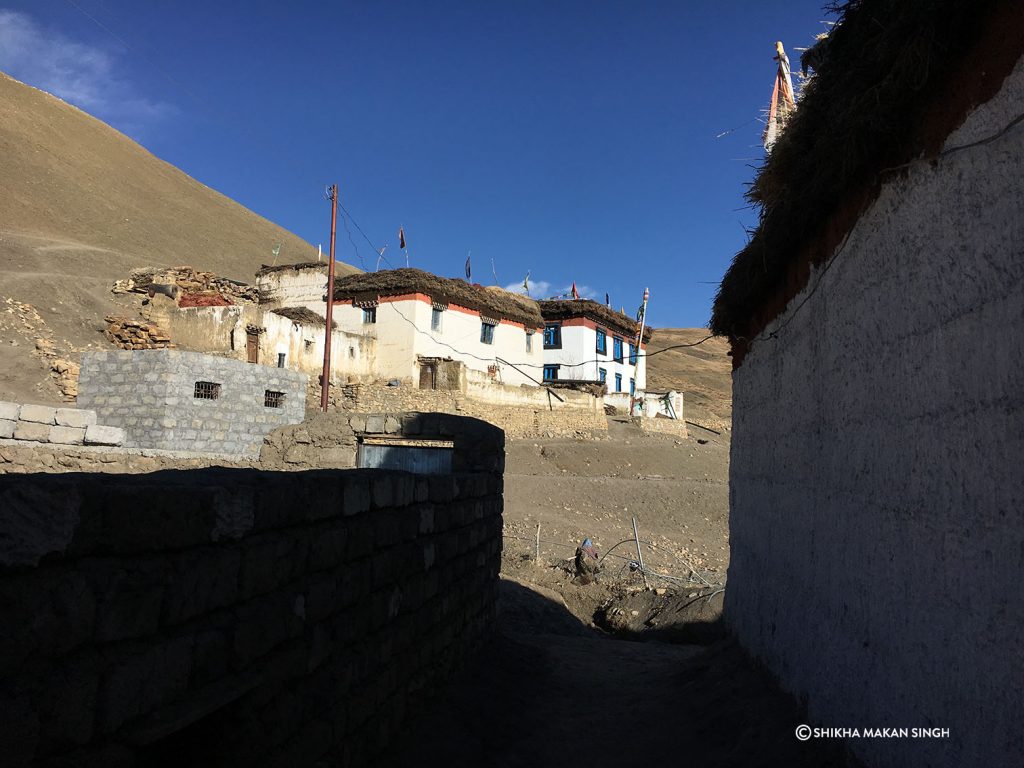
0, 70, 357, 404
645, 328, 732, 430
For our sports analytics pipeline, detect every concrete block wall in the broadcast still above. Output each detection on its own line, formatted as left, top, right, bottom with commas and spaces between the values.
0, 401, 124, 447
0, 414, 504, 767
725, 57, 1024, 768
77, 350, 307, 456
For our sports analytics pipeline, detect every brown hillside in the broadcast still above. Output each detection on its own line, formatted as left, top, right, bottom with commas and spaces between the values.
0, 70, 357, 404
645, 329, 732, 432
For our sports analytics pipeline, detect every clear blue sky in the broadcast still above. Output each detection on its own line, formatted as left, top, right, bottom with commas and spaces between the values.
1, 1, 831, 328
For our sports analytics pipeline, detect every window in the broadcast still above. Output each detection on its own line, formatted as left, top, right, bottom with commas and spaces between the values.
543, 323, 561, 349
194, 381, 221, 400
264, 390, 286, 408
543, 364, 560, 381
596, 328, 607, 355
598, 367, 607, 383
630, 378, 635, 396
629, 343, 638, 365
613, 337, 623, 363
431, 307, 443, 332
362, 307, 377, 324
526, 331, 534, 353
480, 321, 495, 345
277, 352, 286, 369
615, 373, 622, 392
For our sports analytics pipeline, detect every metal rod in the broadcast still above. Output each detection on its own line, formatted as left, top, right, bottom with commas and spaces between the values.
632, 516, 650, 590
320, 184, 338, 413
535, 523, 541, 564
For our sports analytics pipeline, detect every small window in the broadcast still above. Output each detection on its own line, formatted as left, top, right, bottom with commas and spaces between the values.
629, 343, 638, 365
277, 352, 286, 369
543, 364, 559, 381
543, 323, 561, 349
598, 367, 607, 383
596, 328, 607, 355
194, 381, 221, 400
613, 337, 623, 363
615, 373, 622, 392
629, 378, 636, 396
264, 390, 286, 408
525, 331, 534, 353
363, 307, 377, 324
431, 307, 443, 332
304, 339, 314, 352
480, 321, 495, 345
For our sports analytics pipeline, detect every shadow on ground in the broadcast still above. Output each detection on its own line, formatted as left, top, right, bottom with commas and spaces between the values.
380, 578, 860, 768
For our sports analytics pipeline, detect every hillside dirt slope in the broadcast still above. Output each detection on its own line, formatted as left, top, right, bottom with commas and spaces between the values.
0, 70, 357, 404
645, 327, 732, 431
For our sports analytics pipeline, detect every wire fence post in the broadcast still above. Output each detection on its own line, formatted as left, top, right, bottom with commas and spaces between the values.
632, 516, 650, 590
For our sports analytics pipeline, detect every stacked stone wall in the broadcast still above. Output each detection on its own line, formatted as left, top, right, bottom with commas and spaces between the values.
77, 350, 306, 456
0, 414, 504, 767
0, 402, 125, 448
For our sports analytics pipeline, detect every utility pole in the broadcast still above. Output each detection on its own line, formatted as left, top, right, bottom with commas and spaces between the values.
320, 184, 339, 412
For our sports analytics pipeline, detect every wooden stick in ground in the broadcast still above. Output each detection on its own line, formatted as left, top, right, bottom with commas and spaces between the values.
632, 516, 650, 590
535, 523, 541, 565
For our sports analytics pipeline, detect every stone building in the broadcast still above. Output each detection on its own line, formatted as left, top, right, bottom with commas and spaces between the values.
537, 299, 650, 396
77, 349, 307, 455
711, 2, 1023, 767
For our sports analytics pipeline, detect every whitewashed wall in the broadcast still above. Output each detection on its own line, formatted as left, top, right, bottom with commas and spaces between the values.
257, 266, 329, 312
545, 323, 645, 393
726, 57, 1024, 768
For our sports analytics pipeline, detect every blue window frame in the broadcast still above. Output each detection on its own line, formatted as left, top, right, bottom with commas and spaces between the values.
615, 373, 622, 392
613, 337, 623, 363
598, 367, 607, 383
431, 307, 443, 331
629, 343, 638, 365
596, 328, 607, 355
629, 378, 635, 396
362, 307, 377, 324
543, 323, 561, 348
480, 321, 495, 344
543, 364, 559, 381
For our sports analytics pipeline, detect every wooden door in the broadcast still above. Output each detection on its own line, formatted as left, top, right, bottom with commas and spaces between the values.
246, 331, 259, 363
419, 362, 437, 390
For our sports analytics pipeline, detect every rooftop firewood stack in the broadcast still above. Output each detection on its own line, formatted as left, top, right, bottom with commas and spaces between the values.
104, 316, 176, 350
111, 266, 258, 304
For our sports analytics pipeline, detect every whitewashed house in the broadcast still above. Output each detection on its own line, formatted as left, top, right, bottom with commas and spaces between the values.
329, 268, 545, 389
537, 299, 649, 398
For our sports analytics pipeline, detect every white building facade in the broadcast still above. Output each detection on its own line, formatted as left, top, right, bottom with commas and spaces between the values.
538, 300, 648, 397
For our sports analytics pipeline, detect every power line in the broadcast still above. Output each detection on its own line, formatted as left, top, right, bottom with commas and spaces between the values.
338, 202, 394, 270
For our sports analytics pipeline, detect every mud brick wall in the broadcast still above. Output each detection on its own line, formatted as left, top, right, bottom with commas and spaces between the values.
636, 417, 689, 439
340, 383, 608, 439
77, 349, 306, 456
0, 415, 504, 767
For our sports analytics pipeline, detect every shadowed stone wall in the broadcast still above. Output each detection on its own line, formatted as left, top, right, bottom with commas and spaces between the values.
0, 414, 504, 767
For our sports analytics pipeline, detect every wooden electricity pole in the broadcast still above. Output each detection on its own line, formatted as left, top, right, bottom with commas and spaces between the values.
320, 184, 338, 413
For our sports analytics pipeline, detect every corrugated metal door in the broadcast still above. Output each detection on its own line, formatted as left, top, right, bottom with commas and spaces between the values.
357, 443, 453, 474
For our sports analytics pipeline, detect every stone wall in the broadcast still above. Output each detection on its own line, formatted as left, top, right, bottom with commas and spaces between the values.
77, 350, 307, 456
725, 58, 1024, 768
0, 413, 504, 767
339, 383, 607, 439
636, 416, 688, 439
0, 402, 124, 447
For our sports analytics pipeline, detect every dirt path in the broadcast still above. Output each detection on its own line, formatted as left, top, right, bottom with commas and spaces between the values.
380, 578, 856, 768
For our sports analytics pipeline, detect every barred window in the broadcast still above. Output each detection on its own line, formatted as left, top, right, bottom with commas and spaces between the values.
264, 390, 286, 408
194, 381, 221, 400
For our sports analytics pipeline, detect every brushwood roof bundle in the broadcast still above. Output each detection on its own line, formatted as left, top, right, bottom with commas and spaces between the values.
538, 299, 653, 342
711, 0, 1021, 342
332, 268, 544, 328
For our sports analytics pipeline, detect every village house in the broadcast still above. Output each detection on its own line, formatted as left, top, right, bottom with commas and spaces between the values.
712, 2, 1023, 767
537, 299, 650, 402
329, 268, 545, 389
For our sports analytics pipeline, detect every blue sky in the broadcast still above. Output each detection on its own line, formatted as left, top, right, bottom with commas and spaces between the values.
0, 1, 831, 328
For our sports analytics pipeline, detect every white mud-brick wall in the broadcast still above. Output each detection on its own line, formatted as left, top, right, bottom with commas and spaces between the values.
0, 402, 124, 447
724, 58, 1024, 768
77, 350, 307, 456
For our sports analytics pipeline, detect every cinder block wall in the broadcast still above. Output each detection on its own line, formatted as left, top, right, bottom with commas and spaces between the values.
725, 59, 1024, 768
77, 350, 306, 455
0, 415, 504, 767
